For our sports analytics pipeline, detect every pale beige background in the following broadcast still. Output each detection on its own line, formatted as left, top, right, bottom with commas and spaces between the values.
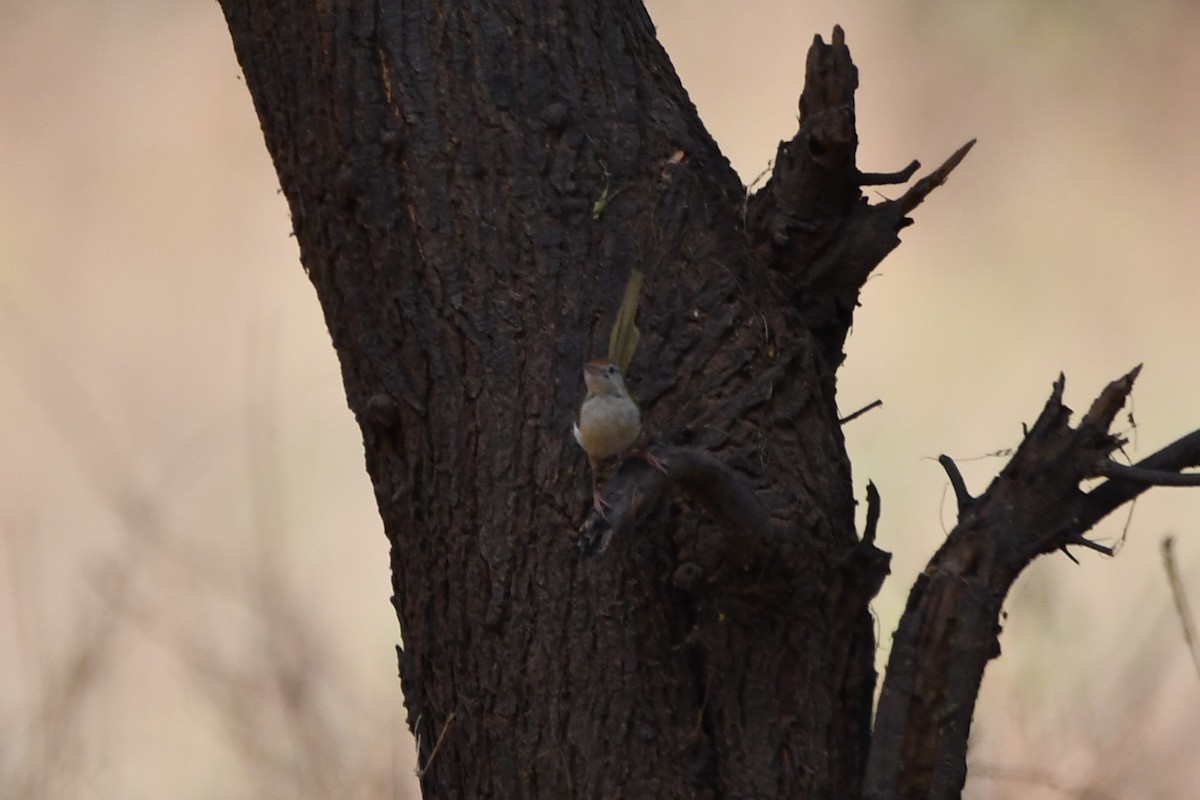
2, 1, 1198, 797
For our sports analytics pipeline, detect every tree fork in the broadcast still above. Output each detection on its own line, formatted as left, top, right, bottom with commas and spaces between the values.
865, 367, 1200, 799
217, 3, 1198, 798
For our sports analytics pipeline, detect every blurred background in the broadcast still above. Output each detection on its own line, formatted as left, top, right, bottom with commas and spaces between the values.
2, 1, 1198, 797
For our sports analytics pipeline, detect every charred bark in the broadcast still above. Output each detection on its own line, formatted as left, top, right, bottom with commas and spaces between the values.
216, 3, 1198, 798
864, 368, 1200, 799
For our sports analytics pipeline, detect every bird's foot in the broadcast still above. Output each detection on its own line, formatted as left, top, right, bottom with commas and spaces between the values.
634, 448, 668, 475
592, 489, 613, 519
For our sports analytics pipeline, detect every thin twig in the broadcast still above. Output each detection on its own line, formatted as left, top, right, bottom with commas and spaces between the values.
1161, 536, 1200, 683
839, 398, 882, 425
1064, 533, 1114, 557
859, 160, 920, 186
416, 712, 457, 779
1057, 545, 1081, 565
1025, 527, 1115, 561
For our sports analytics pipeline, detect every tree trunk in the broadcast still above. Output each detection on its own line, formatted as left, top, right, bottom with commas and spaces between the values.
217, 2, 1200, 798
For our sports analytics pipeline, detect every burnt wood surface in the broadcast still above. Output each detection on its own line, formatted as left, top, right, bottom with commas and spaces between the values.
217, 4, 1199, 798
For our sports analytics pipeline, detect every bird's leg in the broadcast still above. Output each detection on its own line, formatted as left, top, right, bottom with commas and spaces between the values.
631, 447, 668, 475
592, 488, 613, 518
590, 458, 612, 518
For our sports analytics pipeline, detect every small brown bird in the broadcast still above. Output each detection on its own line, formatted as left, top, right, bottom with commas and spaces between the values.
574, 359, 646, 513
574, 270, 665, 515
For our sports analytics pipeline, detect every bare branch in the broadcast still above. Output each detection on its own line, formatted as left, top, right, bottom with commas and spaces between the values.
840, 398, 882, 425
866, 368, 1200, 800
1101, 461, 1200, 486
894, 139, 977, 215
937, 454, 973, 514
1063, 533, 1115, 558
859, 160, 920, 186
580, 445, 773, 561
1076, 428, 1200, 533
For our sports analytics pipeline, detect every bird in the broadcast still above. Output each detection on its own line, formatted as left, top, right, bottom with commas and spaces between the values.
574, 359, 646, 513
574, 270, 666, 515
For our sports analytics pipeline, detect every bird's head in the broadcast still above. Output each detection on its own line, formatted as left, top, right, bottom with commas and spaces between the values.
583, 358, 626, 396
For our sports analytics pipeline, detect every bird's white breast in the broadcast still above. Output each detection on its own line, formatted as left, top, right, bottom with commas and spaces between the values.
575, 395, 641, 460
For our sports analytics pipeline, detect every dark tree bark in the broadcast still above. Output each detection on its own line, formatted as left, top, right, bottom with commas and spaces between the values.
217, 3, 1200, 798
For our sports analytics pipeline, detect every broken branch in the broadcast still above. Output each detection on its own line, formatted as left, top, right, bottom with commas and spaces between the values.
580, 445, 773, 560
937, 454, 973, 514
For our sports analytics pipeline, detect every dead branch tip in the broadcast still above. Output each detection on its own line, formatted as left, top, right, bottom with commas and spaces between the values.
938, 454, 974, 514
895, 139, 976, 214
1083, 364, 1142, 430
863, 481, 882, 545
